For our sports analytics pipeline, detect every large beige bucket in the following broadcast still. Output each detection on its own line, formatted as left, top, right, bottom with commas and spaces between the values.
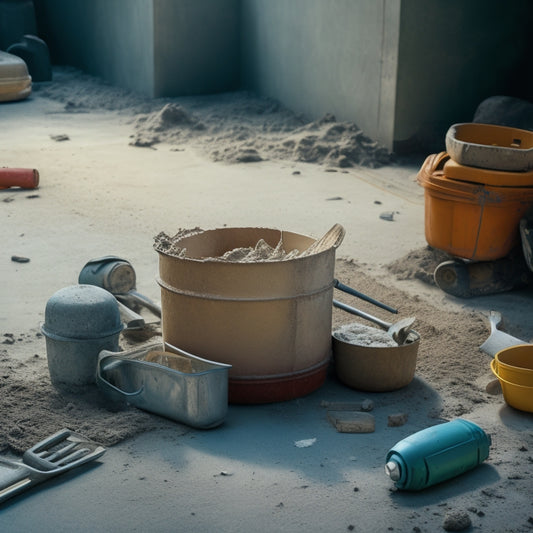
156, 227, 337, 404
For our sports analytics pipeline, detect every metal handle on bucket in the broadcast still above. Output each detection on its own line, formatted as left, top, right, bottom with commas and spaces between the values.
332, 299, 390, 329
96, 354, 144, 402
116, 291, 162, 318
116, 300, 145, 330
334, 279, 397, 314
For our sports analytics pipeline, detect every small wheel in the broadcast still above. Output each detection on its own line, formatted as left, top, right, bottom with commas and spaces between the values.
434, 260, 472, 298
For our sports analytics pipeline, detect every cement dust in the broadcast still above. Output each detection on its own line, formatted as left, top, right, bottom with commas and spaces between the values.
37, 66, 392, 169
0, 329, 181, 455
211, 238, 300, 262
387, 245, 453, 286
1, 257, 498, 454
154, 230, 301, 262
153, 228, 203, 258
333, 322, 398, 348
332, 259, 494, 422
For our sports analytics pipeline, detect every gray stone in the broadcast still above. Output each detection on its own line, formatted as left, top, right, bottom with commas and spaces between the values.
473, 96, 533, 131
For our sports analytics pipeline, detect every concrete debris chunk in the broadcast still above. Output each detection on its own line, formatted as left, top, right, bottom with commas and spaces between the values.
387, 413, 408, 427
328, 411, 375, 433
294, 438, 316, 448
379, 211, 395, 221
50, 133, 70, 141
485, 378, 502, 395
11, 255, 30, 263
442, 510, 472, 531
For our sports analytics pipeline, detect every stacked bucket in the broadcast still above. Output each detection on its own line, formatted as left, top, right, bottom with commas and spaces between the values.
417, 123, 533, 413
417, 123, 533, 262
490, 345, 533, 413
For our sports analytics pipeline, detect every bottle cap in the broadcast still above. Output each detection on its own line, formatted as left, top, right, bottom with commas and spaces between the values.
385, 460, 401, 481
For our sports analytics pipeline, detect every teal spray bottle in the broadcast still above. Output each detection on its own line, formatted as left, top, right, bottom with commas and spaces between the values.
385, 419, 491, 491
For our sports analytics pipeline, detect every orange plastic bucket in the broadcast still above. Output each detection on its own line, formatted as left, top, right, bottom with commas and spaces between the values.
444, 158, 533, 187
417, 152, 533, 261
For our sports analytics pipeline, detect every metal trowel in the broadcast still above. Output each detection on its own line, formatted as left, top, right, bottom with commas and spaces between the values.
479, 310, 528, 357
333, 299, 415, 345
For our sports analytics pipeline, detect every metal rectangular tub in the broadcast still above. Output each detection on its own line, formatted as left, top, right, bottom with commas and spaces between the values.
96, 342, 231, 429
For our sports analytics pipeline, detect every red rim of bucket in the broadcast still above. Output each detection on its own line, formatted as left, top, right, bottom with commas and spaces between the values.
228, 358, 330, 404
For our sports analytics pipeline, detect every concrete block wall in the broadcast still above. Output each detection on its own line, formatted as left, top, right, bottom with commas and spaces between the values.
239, 0, 533, 152
34, 0, 156, 96
394, 0, 533, 152
33, 0, 240, 97
240, 0, 399, 152
153, 0, 240, 96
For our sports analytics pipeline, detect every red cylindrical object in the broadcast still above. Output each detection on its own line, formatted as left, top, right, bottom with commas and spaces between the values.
0, 168, 39, 189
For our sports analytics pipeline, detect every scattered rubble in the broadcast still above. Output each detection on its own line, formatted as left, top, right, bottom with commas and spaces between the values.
11, 255, 30, 263
442, 510, 472, 531
387, 413, 408, 427
327, 411, 375, 433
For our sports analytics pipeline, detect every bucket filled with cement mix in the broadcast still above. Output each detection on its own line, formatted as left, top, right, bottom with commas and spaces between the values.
332, 322, 420, 392
154, 227, 340, 403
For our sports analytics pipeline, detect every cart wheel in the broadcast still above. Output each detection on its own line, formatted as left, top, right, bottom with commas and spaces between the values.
434, 260, 472, 298
434, 251, 532, 298
520, 207, 533, 272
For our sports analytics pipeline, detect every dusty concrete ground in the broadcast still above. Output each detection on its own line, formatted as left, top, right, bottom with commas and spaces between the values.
1, 72, 532, 532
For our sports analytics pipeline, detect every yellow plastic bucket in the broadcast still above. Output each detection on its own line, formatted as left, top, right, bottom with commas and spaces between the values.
493, 345, 533, 386
491, 359, 533, 413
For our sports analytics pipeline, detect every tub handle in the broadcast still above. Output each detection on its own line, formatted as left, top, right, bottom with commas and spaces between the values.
433, 151, 450, 171
419, 151, 449, 178
96, 355, 144, 402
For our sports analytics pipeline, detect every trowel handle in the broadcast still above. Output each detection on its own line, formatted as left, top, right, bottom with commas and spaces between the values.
333, 299, 390, 330
334, 279, 398, 314
126, 290, 162, 318
116, 299, 145, 330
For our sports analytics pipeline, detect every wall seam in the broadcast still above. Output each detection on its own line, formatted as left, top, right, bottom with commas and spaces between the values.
377, 0, 400, 151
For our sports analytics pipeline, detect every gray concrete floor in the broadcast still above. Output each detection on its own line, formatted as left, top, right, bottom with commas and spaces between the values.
1, 91, 532, 532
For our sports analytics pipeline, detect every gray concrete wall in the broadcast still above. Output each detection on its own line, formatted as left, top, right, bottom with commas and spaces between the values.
240, 0, 400, 149
240, 0, 533, 152
153, 0, 240, 97
34, 0, 240, 98
34, 0, 155, 96
394, 0, 533, 153
32, 0, 533, 152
